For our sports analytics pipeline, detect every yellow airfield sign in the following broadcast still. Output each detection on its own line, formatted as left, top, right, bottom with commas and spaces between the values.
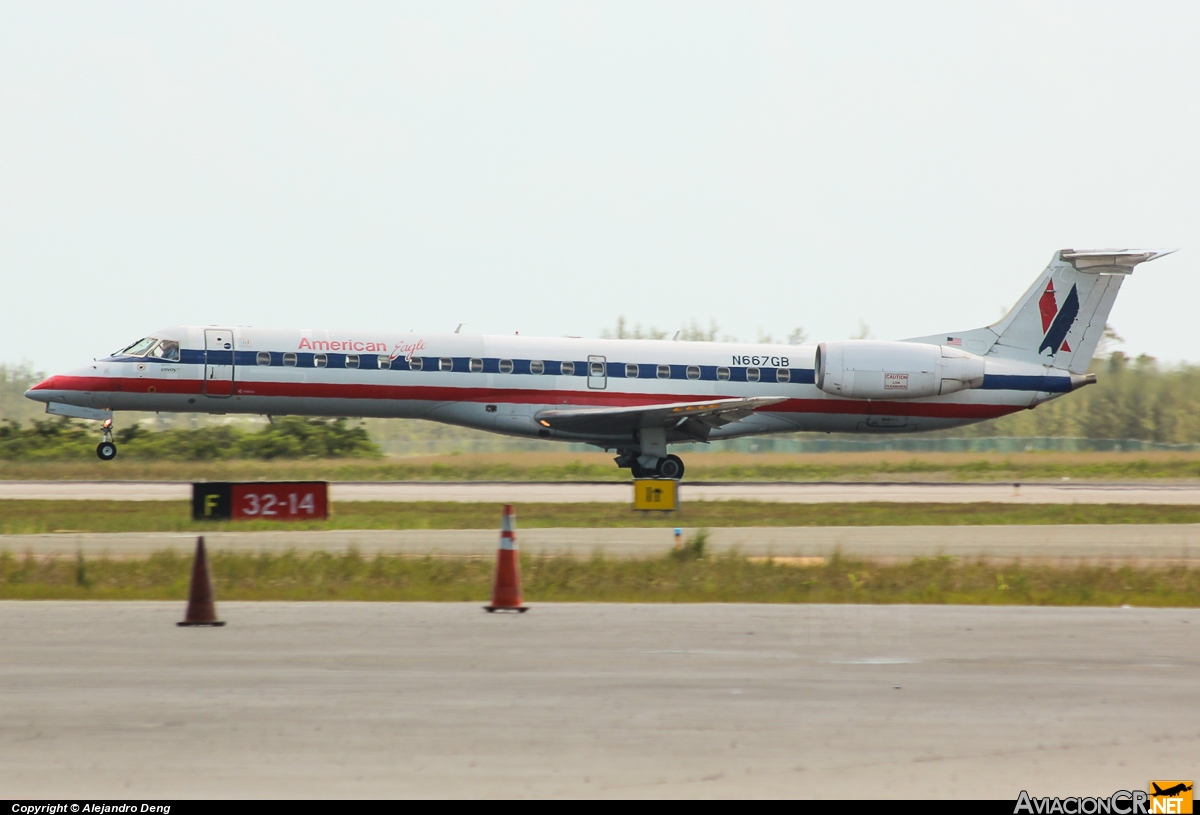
633, 479, 678, 512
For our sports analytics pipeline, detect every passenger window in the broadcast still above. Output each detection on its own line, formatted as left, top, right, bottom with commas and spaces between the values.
686, 365, 700, 380
560, 361, 575, 376
470, 358, 484, 373
777, 368, 790, 383
256, 351, 271, 366
657, 364, 671, 379
530, 360, 545, 375
625, 363, 639, 378
439, 357, 454, 372
314, 354, 328, 368
346, 354, 360, 369
716, 367, 730, 381
746, 367, 760, 382
409, 357, 423, 371
283, 353, 297, 367
378, 356, 391, 370
590, 360, 605, 376
499, 359, 514, 374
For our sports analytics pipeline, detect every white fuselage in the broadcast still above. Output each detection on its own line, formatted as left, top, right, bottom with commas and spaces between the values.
27, 325, 1067, 448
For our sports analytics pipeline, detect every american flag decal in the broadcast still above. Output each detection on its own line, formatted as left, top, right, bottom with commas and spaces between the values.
946, 337, 962, 347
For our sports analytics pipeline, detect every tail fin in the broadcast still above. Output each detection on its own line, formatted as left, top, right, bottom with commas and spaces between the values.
906, 249, 1174, 374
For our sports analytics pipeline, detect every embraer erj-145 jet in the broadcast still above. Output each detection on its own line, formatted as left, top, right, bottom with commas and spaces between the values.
26, 249, 1171, 480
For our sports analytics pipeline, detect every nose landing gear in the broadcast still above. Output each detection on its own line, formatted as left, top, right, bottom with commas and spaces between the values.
96, 418, 117, 461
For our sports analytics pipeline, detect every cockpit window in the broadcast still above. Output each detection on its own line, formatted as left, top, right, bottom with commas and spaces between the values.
116, 337, 159, 357
148, 340, 180, 361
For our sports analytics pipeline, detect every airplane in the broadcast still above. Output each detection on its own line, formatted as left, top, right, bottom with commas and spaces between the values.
1151, 783, 1192, 798
25, 248, 1172, 480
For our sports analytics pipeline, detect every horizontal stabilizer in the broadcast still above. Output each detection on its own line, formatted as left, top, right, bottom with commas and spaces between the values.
1061, 248, 1176, 272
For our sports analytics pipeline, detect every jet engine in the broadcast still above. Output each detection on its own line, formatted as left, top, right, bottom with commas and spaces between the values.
815, 341, 985, 399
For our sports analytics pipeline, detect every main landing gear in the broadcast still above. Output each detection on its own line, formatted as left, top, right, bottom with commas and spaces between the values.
656, 455, 685, 480
616, 452, 685, 480
96, 418, 117, 461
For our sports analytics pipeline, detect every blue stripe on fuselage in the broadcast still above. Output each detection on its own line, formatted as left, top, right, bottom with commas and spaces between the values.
981, 374, 1072, 392
107, 351, 1063, 393
105, 350, 820, 385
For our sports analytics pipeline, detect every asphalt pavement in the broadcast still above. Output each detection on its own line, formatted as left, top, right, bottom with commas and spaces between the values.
1, 602, 1195, 798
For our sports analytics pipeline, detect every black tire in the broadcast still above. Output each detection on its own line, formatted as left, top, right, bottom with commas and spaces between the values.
657, 454, 684, 480
630, 461, 647, 479
96, 442, 117, 461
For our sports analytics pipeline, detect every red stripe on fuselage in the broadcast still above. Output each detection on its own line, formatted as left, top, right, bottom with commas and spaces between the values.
37, 375, 1025, 420
33, 375, 203, 395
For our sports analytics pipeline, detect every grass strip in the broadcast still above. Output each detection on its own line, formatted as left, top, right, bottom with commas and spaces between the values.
4, 499, 1200, 535
6, 451, 1200, 482
2, 546, 1197, 605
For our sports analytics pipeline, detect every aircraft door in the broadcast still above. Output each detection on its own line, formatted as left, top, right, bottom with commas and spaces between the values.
587, 355, 607, 389
204, 328, 235, 397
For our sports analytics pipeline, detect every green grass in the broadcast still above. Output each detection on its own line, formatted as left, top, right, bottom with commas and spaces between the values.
2, 548, 1197, 605
4, 499, 1200, 534
7, 450, 1200, 482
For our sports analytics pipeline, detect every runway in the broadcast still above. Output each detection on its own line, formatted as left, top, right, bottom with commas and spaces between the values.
5, 479, 1200, 503
1, 602, 1195, 798
5, 524, 1199, 563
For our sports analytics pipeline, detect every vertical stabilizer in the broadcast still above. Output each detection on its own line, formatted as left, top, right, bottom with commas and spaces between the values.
905, 249, 1174, 374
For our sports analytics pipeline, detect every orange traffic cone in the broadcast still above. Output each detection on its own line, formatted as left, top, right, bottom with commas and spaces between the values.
485, 504, 527, 613
177, 536, 225, 627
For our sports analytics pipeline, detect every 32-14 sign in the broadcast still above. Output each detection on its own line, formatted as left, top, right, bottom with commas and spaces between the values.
193, 481, 329, 521
232, 483, 326, 520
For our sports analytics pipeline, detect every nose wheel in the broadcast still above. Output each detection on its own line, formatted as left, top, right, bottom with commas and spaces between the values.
96, 418, 117, 461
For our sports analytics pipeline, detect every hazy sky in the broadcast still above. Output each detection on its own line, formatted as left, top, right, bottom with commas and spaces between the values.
2, 1, 1196, 374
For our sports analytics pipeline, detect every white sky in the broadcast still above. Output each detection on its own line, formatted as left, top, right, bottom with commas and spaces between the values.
1, 1, 1196, 374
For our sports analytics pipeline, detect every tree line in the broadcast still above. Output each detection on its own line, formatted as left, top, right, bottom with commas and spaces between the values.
932, 352, 1200, 444
0, 412, 380, 461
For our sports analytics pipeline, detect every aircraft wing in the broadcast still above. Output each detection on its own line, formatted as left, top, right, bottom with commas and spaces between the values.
535, 396, 786, 439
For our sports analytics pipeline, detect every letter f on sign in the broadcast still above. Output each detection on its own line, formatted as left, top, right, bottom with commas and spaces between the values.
204, 494, 218, 517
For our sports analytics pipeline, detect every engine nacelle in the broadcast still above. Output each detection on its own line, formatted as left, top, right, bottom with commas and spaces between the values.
815, 340, 985, 400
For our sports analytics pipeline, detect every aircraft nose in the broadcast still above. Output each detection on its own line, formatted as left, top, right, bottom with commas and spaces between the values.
24, 376, 59, 403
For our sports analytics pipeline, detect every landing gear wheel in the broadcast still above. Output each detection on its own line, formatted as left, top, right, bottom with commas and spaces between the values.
96, 417, 117, 461
630, 461, 647, 479
657, 454, 684, 480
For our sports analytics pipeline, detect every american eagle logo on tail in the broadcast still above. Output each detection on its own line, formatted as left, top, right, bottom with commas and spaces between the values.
1037, 280, 1080, 356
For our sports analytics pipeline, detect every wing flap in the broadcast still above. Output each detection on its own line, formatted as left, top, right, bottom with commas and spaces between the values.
536, 396, 786, 436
